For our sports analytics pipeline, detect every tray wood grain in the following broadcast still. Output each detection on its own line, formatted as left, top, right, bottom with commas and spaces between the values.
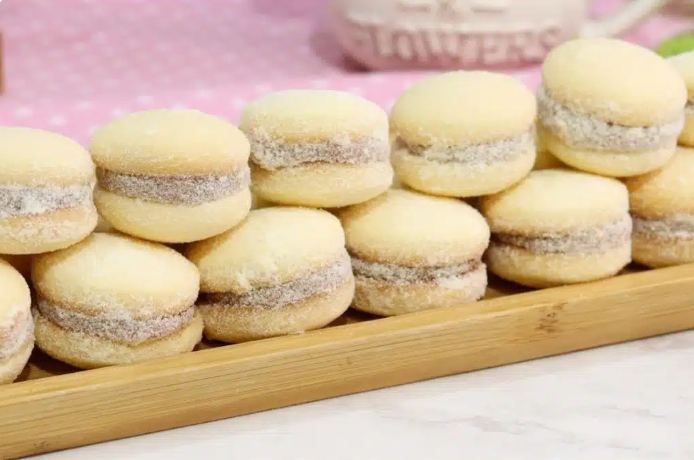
2, 264, 694, 459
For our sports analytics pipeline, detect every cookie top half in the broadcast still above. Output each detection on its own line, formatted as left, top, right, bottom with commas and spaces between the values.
240, 90, 388, 144
390, 71, 536, 147
32, 233, 200, 319
481, 169, 629, 234
0, 127, 94, 187
187, 207, 347, 294
339, 189, 490, 267
626, 146, 694, 218
542, 38, 686, 126
91, 109, 250, 176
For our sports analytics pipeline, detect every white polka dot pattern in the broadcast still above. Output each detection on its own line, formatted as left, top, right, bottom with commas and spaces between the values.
0, 0, 687, 145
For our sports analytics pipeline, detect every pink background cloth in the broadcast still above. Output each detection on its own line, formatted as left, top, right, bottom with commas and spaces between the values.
0, 0, 692, 145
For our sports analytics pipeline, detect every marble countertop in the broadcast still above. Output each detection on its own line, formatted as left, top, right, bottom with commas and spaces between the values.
35, 331, 694, 460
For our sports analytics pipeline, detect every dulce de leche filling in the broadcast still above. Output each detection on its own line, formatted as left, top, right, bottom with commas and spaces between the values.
351, 256, 483, 286
0, 184, 92, 220
0, 310, 34, 360
36, 297, 195, 345
247, 130, 390, 170
202, 254, 353, 310
493, 215, 632, 254
395, 131, 533, 165
632, 214, 694, 241
537, 85, 684, 152
97, 166, 250, 205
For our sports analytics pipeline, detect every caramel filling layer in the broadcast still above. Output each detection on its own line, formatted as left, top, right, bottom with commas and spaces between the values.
351, 256, 481, 285
396, 131, 533, 165
97, 166, 250, 205
538, 85, 684, 152
0, 310, 33, 361
248, 131, 390, 170
202, 254, 353, 310
493, 216, 632, 254
36, 297, 195, 345
632, 215, 694, 240
0, 185, 92, 220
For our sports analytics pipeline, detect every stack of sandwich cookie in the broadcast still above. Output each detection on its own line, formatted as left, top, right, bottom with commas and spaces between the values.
339, 189, 490, 316
481, 169, 632, 288
91, 109, 251, 243
625, 147, 694, 268
0, 259, 33, 384
241, 90, 393, 208
0, 127, 97, 254
32, 233, 203, 369
187, 207, 355, 342
389, 71, 536, 197
538, 38, 687, 177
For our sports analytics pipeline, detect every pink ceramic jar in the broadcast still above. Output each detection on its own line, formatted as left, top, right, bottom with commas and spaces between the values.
331, 0, 671, 70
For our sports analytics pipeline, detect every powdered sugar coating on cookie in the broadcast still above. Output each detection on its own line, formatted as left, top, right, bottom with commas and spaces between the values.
36, 298, 195, 345
32, 233, 200, 319
203, 254, 352, 310
537, 85, 684, 152
97, 167, 251, 205
91, 109, 250, 176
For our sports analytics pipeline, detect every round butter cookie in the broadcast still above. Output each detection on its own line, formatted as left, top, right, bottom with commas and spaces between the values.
390, 71, 536, 197
32, 233, 203, 369
0, 127, 97, 254
241, 90, 393, 208
538, 38, 687, 177
481, 169, 632, 288
626, 146, 694, 268
188, 207, 354, 342
339, 189, 489, 316
91, 109, 252, 243
0, 259, 33, 384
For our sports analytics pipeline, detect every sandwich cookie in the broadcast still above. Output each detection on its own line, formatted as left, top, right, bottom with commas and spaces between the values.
390, 71, 536, 197
187, 207, 355, 342
538, 38, 687, 177
0, 127, 97, 254
32, 233, 203, 369
0, 259, 33, 384
339, 189, 489, 316
240, 90, 393, 208
481, 169, 632, 288
625, 147, 694, 268
91, 109, 252, 243
669, 52, 694, 147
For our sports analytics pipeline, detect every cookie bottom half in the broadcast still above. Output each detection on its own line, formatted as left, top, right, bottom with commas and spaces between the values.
199, 278, 355, 343
95, 187, 251, 243
34, 309, 203, 369
540, 126, 676, 178
632, 232, 694, 268
486, 242, 632, 289
250, 162, 393, 208
391, 145, 535, 198
0, 203, 97, 255
352, 262, 487, 317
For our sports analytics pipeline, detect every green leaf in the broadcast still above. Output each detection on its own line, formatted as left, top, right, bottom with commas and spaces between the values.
656, 33, 694, 58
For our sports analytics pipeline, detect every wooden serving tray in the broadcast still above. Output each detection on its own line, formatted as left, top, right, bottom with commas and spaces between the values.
2, 264, 694, 459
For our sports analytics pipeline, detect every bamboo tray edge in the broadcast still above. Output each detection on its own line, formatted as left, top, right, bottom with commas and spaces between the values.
2, 264, 694, 459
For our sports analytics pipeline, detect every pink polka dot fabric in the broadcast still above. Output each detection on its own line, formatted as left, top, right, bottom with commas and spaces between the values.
0, 0, 691, 145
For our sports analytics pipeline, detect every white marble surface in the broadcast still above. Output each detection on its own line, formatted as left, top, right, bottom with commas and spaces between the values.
36, 331, 694, 460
